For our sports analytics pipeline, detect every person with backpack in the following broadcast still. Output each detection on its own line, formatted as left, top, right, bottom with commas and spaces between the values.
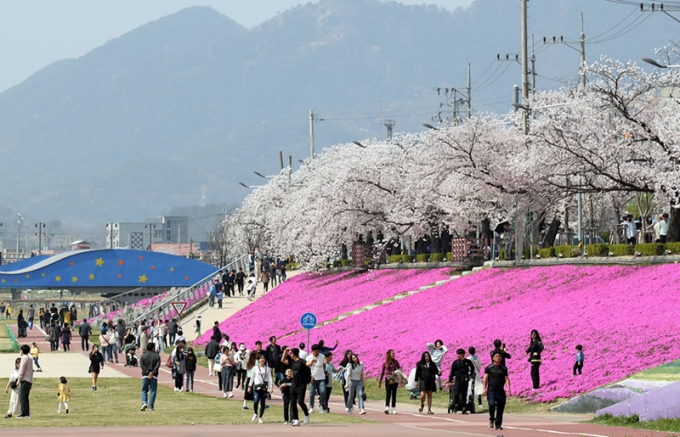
248, 355, 273, 423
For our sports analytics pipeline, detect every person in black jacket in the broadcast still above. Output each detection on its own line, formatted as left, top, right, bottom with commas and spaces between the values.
448, 348, 475, 414
205, 336, 220, 377
140, 343, 161, 411
185, 347, 197, 392
526, 329, 544, 389
490, 339, 511, 367
266, 336, 282, 382
415, 351, 439, 414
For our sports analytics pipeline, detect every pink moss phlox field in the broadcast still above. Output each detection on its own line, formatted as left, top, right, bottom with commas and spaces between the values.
283, 265, 680, 401
194, 268, 452, 347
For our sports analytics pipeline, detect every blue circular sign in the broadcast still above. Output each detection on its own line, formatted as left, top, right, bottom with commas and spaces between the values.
300, 312, 317, 329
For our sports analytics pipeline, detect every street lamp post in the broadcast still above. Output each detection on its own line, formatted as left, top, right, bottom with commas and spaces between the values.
16, 213, 23, 254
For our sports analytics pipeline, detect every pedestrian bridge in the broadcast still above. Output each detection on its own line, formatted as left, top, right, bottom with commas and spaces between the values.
0, 249, 218, 289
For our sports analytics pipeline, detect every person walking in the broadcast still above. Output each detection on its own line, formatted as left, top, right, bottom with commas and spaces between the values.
307, 344, 328, 413
289, 348, 311, 426
483, 351, 511, 431
235, 343, 249, 389
248, 355, 273, 424
185, 347, 197, 392
60, 323, 72, 352
573, 344, 585, 376
194, 315, 202, 337
140, 343, 160, 411
205, 336, 220, 377
467, 346, 484, 407
415, 351, 439, 414
167, 319, 179, 348
220, 345, 236, 398
17, 344, 33, 418
27, 305, 35, 331
235, 268, 245, 296
89, 344, 105, 391
279, 368, 293, 424
344, 353, 366, 415
48, 323, 60, 352
379, 349, 401, 415
448, 348, 475, 414
4, 357, 21, 418
526, 329, 544, 390
171, 343, 186, 392
16, 310, 27, 338
29, 343, 42, 372
78, 318, 92, 351
56, 377, 70, 414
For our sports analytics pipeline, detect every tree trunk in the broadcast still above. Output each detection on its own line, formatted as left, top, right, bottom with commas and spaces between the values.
542, 218, 561, 248
668, 208, 680, 242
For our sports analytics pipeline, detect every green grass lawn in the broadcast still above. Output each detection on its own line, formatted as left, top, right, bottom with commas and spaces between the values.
1, 377, 370, 428
590, 413, 680, 433
631, 358, 680, 382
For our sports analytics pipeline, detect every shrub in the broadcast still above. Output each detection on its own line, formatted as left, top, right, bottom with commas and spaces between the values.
445, 252, 452, 261
340, 259, 351, 267
286, 262, 298, 271
665, 242, 680, 254
538, 247, 556, 258
415, 254, 430, 263
430, 253, 444, 262
608, 244, 634, 256
586, 244, 609, 257
554, 245, 580, 258
332, 260, 342, 268
635, 243, 665, 256
387, 255, 402, 263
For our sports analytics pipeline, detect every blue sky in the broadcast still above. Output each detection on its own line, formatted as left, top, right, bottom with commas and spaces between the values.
0, 1, 474, 92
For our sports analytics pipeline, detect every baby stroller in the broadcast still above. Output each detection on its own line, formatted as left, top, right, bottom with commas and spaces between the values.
124, 344, 138, 367
447, 378, 476, 414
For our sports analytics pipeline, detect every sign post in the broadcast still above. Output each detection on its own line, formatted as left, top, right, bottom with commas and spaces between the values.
172, 301, 187, 328
300, 312, 317, 351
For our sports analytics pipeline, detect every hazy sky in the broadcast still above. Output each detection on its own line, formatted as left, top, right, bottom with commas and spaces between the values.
0, 0, 474, 93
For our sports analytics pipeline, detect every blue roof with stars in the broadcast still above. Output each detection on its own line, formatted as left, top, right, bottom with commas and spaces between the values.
0, 249, 218, 288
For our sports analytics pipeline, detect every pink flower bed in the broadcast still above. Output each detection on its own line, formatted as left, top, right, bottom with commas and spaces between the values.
283, 264, 680, 402
194, 268, 453, 347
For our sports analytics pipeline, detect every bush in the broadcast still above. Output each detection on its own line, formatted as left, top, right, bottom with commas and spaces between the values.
445, 252, 452, 261
586, 244, 609, 257
286, 262, 298, 271
665, 242, 680, 254
608, 244, 634, 256
430, 253, 444, 262
340, 259, 351, 267
387, 255, 402, 263
635, 243, 665, 256
332, 260, 342, 268
523, 247, 530, 260
554, 245, 580, 258
538, 247, 556, 258
415, 254, 430, 263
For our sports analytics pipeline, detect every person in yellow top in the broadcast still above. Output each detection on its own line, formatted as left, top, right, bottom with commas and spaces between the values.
57, 376, 70, 414
30, 342, 42, 372
63, 308, 72, 326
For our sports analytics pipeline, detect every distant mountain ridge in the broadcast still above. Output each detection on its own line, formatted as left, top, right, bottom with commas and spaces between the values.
0, 0, 674, 230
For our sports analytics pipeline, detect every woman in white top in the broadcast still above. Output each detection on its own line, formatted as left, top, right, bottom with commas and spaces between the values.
248, 355, 273, 423
344, 354, 366, 415
4, 358, 21, 418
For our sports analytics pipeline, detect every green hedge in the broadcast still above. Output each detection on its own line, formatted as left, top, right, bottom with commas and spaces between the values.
431, 253, 444, 262
538, 247, 555, 258
446, 252, 452, 261
341, 259, 351, 266
415, 254, 430, 263
586, 244, 609, 257
608, 244, 634, 256
635, 243, 665, 256
555, 245, 581, 258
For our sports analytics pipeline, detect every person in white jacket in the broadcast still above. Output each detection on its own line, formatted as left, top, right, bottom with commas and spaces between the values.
426, 340, 448, 390
248, 355, 273, 423
467, 346, 484, 407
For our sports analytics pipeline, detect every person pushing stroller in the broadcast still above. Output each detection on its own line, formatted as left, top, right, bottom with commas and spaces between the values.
448, 348, 476, 414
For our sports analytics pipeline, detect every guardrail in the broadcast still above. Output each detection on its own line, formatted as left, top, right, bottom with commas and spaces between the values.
130, 255, 247, 325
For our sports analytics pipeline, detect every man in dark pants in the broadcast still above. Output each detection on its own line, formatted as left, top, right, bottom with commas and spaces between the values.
79, 318, 92, 351
17, 344, 34, 418
167, 318, 178, 347
289, 348, 311, 426
235, 268, 245, 296
140, 343, 161, 411
483, 351, 510, 431
448, 348, 475, 414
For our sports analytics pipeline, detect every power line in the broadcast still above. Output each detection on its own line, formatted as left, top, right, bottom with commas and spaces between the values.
590, 13, 651, 44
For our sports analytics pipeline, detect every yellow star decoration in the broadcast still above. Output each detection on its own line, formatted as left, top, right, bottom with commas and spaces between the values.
139, 274, 148, 284
95, 258, 105, 267
25, 274, 30, 279
89, 274, 95, 280
170, 267, 175, 272
71, 276, 78, 283
1, 279, 5, 283
41, 273, 45, 277
55, 276, 62, 282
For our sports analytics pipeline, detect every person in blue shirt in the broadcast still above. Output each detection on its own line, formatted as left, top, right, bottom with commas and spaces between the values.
573, 344, 584, 376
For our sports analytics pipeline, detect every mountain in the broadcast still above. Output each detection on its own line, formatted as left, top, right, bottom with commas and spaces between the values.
0, 0, 675, 234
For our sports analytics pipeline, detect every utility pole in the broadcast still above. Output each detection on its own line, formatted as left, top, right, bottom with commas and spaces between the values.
35, 222, 45, 254
531, 35, 536, 96
381, 119, 395, 140
310, 111, 323, 160
145, 223, 156, 250
16, 213, 23, 254
542, 13, 586, 89
467, 63, 472, 119
279, 150, 284, 170
521, 0, 529, 135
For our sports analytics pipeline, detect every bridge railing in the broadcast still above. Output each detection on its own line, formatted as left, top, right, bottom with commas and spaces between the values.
130, 255, 247, 326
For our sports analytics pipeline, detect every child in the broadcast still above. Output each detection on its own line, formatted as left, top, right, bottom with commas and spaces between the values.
57, 376, 70, 413
573, 345, 584, 376
4, 358, 20, 418
279, 368, 293, 424
30, 342, 42, 372
186, 347, 197, 392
